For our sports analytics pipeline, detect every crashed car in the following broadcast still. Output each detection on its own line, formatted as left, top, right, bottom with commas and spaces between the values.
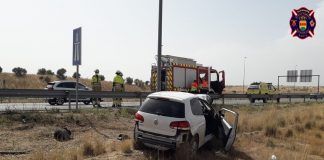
134, 91, 238, 153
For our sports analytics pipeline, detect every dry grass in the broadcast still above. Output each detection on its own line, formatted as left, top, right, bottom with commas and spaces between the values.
30, 134, 106, 160
224, 85, 324, 94
110, 141, 117, 152
81, 134, 106, 157
0, 72, 149, 92
232, 103, 324, 159
120, 139, 133, 154
30, 148, 83, 160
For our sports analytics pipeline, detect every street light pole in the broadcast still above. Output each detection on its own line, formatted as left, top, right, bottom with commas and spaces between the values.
157, 0, 163, 91
294, 65, 297, 93
242, 57, 247, 94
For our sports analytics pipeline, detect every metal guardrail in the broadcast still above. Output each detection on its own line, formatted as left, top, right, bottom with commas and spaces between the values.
0, 89, 152, 98
0, 89, 323, 105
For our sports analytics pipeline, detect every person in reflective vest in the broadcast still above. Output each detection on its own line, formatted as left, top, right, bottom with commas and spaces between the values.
190, 80, 198, 93
202, 79, 208, 88
112, 70, 125, 107
199, 76, 209, 93
91, 69, 102, 107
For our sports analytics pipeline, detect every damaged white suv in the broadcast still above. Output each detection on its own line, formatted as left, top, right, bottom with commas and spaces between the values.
134, 91, 238, 152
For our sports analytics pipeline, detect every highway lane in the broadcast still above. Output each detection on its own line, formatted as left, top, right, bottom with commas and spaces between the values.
214, 97, 323, 105
0, 98, 322, 111
0, 102, 141, 111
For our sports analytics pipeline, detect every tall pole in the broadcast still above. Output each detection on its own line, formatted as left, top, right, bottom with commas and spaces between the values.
277, 76, 280, 91
294, 65, 297, 93
157, 0, 163, 91
76, 65, 79, 110
242, 57, 246, 94
318, 75, 320, 94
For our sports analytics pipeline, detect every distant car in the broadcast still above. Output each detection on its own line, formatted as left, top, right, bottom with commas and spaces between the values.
134, 91, 238, 154
45, 81, 93, 105
310, 93, 323, 100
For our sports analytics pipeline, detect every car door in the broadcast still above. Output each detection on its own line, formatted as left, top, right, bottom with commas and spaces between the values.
219, 108, 239, 151
189, 98, 206, 148
76, 83, 89, 100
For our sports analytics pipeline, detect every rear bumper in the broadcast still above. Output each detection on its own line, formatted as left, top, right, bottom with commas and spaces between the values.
135, 127, 188, 150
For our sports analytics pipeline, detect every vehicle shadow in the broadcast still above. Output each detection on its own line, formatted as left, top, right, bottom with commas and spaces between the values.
227, 147, 254, 160
140, 145, 253, 160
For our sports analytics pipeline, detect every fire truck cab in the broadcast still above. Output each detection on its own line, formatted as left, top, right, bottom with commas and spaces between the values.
150, 55, 225, 94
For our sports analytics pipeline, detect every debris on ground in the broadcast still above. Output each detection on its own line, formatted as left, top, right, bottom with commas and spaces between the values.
53, 127, 72, 141
117, 134, 130, 141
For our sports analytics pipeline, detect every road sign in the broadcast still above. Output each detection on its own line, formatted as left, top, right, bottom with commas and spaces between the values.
287, 70, 298, 82
73, 27, 82, 65
300, 70, 312, 82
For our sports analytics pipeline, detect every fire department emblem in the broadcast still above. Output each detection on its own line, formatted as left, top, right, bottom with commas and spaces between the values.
290, 7, 316, 39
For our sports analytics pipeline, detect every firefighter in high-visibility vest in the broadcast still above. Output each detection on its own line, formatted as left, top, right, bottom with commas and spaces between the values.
91, 69, 102, 107
200, 76, 209, 93
112, 70, 125, 107
190, 80, 198, 93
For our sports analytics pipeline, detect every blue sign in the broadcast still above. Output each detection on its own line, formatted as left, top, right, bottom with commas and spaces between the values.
73, 27, 82, 65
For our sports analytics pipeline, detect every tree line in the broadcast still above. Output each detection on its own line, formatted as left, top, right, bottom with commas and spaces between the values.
0, 66, 148, 87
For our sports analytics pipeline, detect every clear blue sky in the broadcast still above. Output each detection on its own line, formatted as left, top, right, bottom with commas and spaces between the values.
0, 0, 323, 86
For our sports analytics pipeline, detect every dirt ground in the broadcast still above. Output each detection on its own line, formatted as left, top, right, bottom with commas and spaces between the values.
0, 103, 323, 160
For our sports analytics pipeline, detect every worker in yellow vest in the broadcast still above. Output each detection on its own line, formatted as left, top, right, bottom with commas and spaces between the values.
112, 70, 125, 107
91, 69, 102, 107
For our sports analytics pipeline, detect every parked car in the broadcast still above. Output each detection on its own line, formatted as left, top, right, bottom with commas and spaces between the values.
134, 91, 238, 154
45, 81, 93, 105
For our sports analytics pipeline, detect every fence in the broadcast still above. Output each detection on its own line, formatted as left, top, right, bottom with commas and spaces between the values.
0, 89, 323, 111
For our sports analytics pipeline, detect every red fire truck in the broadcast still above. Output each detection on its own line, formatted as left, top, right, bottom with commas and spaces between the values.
150, 55, 225, 94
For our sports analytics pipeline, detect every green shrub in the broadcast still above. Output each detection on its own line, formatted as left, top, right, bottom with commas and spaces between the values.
46, 70, 54, 75
73, 72, 81, 79
12, 67, 27, 77
56, 68, 67, 80
37, 68, 47, 75
126, 77, 133, 85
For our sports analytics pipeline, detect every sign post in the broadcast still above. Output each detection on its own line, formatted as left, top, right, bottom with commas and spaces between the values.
157, 0, 163, 91
73, 27, 82, 109
278, 69, 320, 93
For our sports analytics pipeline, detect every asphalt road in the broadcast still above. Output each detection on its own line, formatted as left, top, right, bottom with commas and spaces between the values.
0, 102, 141, 111
0, 98, 322, 112
214, 97, 324, 105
